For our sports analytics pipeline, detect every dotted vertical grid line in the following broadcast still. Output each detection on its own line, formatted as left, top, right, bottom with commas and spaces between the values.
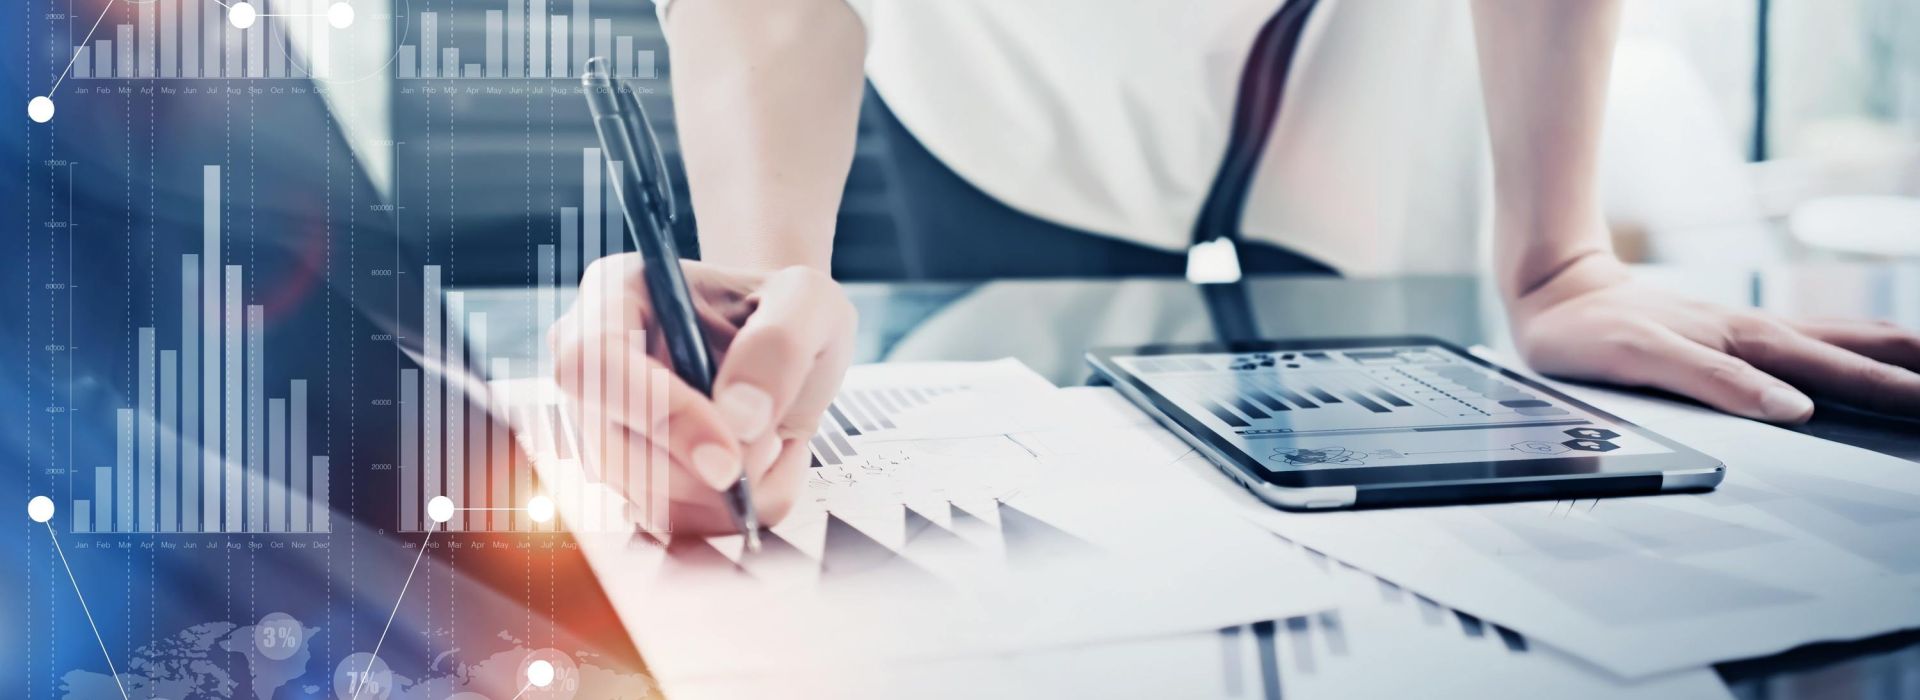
443, 0, 458, 649
123, 2, 136, 666
520, 10, 536, 643
25, 0, 42, 690
246, 55, 260, 654
422, 0, 437, 656
146, 32, 159, 689
324, 68, 340, 680
222, 55, 234, 636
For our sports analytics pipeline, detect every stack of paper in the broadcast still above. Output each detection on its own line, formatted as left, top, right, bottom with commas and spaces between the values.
499, 354, 1917, 697
497, 361, 1337, 687
668, 530, 1729, 700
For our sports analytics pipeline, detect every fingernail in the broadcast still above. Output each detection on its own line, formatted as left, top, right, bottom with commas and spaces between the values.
691, 444, 741, 491
747, 437, 780, 476
716, 384, 773, 440
1760, 386, 1814, 422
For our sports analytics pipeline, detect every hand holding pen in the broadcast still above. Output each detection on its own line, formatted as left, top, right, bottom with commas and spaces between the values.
552, 58, 857, 540
550, 257, 856, 538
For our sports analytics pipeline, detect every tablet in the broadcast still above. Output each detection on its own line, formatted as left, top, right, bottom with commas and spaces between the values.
1087, 337, 1724, 510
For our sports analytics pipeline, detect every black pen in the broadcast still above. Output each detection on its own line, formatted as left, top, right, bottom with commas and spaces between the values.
582, 57, 761, 550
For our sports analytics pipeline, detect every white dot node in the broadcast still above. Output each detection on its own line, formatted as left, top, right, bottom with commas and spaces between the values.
28, 496, 56, 523
229, 2, 257, 29
527, 659, 555, 688
327, 2, 355, 28
527, 495, 555, 524
427, 496, 455, 523
28, 96, 54, 123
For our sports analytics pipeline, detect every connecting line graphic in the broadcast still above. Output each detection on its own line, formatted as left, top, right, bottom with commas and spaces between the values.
453, 494, 558, 527
42, 521, 133, 700
509, 681, 537, 700
349, 520, 439, 700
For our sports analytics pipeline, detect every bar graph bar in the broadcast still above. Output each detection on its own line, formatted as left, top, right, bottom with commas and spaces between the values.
117, 409, 133, 531
201, 0, 220, 78
313, 457, 330, 533
468, 313, 490, 530
422, 11, 439, 78
201, 167, 222, 533
267, 17, 288, 78
529, 0, 548, 78
267, 397, 285, 531
507, 0, 525, 77
560, 207, 579, 287
245, 304, 264, 532
400, 368, 420, 531
549, 16, 568, 80
68, 165, 332, 534
223, 12, 241, 78
485, 11, 504, 77
571, 0, 589, 76
159, 0, 177, 78
138, 327, 157, 532
182, 0, 199, 78
423, 265, 443, 528
490, 358, 513, 532
117, 25, 135, 80
138, 2, 155, 76
593, 19, 611, 73
445, 290, 467, 531
181, 254, 200, 532
94, 467, 112, 533
160, 349, 178, 532
222, 265, 242, 531
244, 10, 263, 76
291, 380, 308, 532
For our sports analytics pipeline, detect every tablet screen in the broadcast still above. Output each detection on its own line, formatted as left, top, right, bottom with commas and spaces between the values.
1111, 344, 1674, 472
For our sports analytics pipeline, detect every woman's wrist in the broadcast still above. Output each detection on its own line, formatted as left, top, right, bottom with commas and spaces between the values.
1504, 249, 1631, 320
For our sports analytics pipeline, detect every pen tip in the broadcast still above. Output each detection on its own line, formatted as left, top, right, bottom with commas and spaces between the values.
744, 528, 762, 552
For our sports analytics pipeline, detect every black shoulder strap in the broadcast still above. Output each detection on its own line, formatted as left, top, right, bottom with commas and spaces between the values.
1191, 0, 1322, 248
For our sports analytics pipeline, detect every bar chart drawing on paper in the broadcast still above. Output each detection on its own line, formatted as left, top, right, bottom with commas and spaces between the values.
69, 166, 331, 535
808, 383, 969, 466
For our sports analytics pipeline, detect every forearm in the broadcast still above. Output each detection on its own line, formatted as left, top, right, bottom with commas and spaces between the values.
662, 0, 867, 271
1469, 0, 1627, 307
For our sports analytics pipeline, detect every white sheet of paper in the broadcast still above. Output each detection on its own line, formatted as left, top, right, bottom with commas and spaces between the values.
497, 361, 1337, 684
1111, 349, 1920, 677
665, 530, 1730, 700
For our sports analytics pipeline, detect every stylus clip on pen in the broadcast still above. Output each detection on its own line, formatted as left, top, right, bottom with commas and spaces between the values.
583, 57, 762, 551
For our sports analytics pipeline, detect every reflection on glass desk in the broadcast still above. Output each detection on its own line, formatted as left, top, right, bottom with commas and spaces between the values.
842, 263, 1920, 700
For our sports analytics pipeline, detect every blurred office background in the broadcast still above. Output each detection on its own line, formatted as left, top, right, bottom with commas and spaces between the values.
1604, 0, 1920, 267
402, 0, 1920, 285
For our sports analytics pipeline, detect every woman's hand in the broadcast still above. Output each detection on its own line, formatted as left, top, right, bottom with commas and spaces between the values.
549, 255, 856, 534
1510, 256, 1920, 423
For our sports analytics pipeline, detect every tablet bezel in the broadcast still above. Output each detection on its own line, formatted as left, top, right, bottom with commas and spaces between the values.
1087, 336, 1724, 491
